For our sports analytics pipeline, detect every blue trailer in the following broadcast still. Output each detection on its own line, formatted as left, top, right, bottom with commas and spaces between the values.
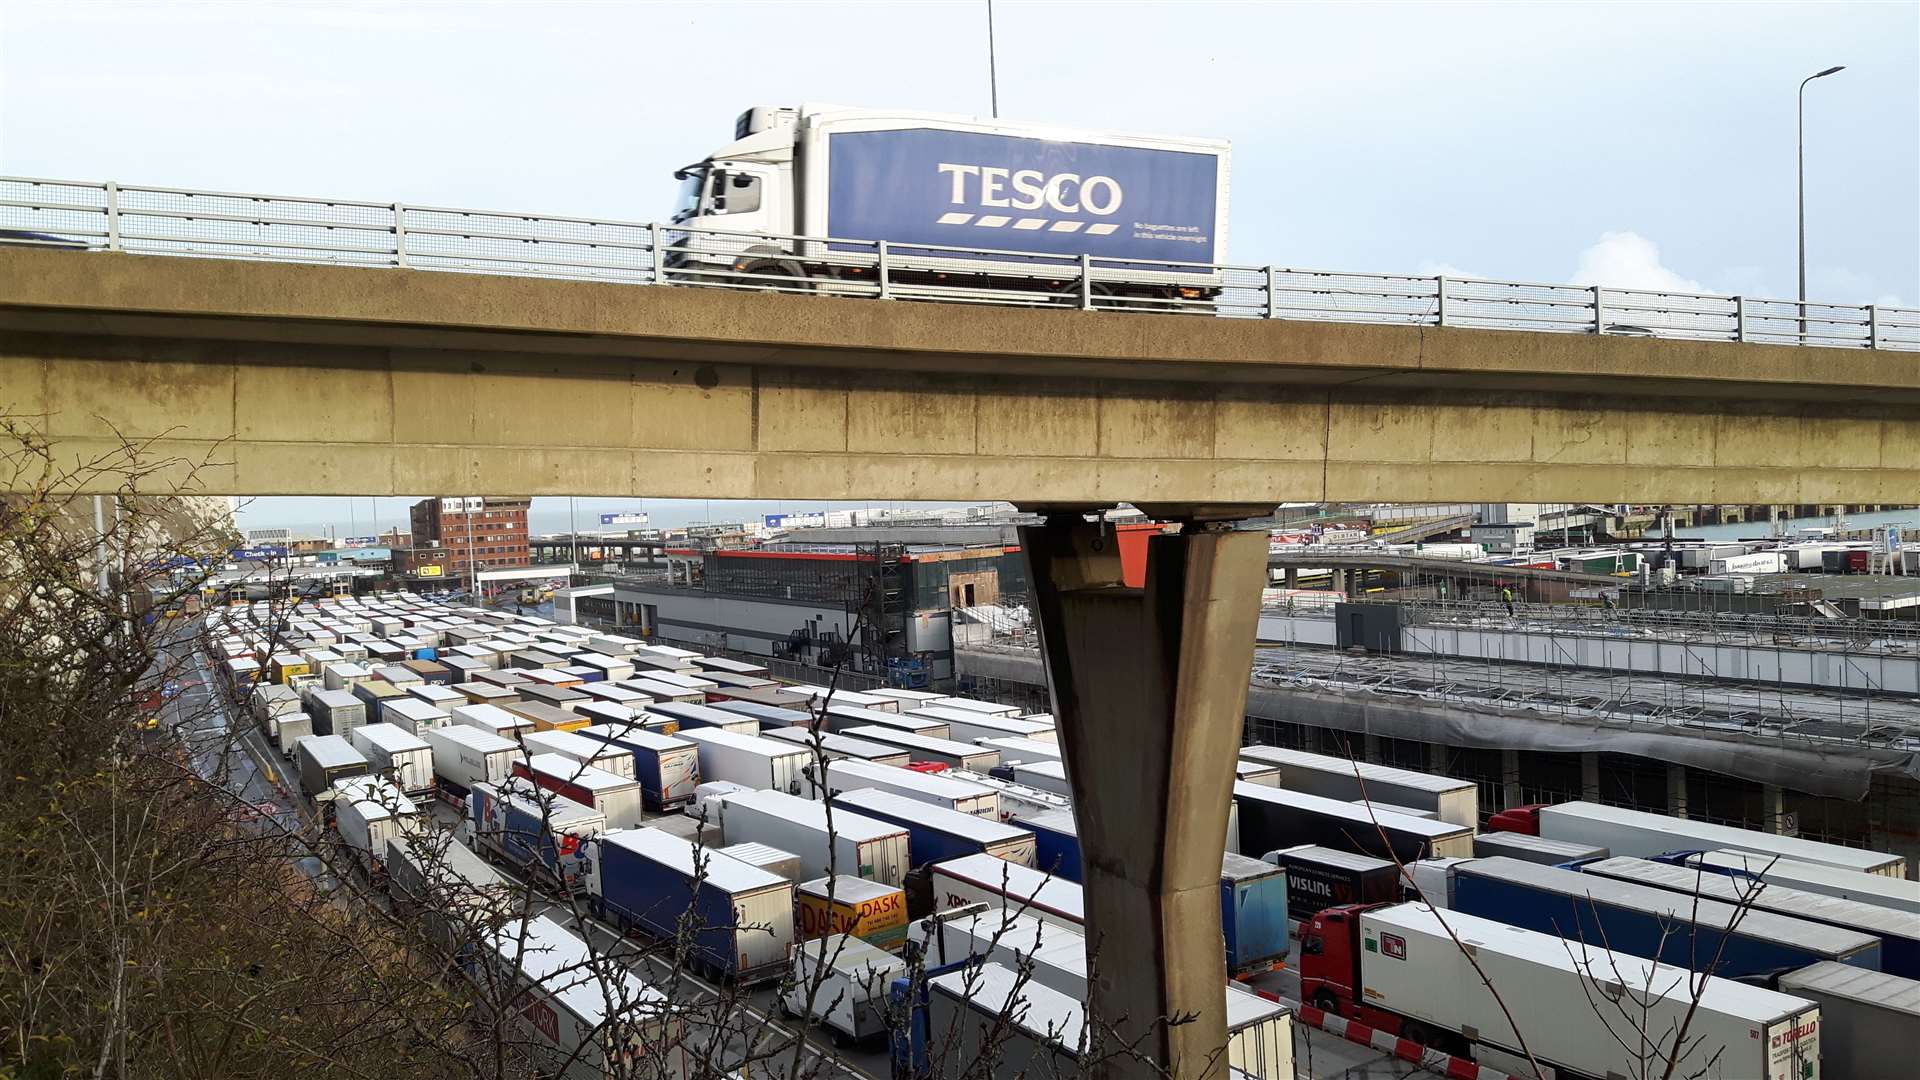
1575, 855, 1920, 979
832, 788, 1037, 869
1453, 856, 1882, 980
466, 780, 604, 892
1013, 809, 1289, 972
574, 723, 701, 811
588, 827, 794, 984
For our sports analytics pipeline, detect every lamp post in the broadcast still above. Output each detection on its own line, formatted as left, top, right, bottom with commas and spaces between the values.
1798, 65, 1845, 340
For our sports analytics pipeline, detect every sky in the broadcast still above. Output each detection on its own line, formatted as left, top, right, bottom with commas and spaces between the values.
3, 0, 1915, 534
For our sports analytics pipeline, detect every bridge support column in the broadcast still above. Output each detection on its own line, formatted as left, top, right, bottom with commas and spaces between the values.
1763, 784, 1790, 835
1021, 515, 1267, 1078
1501, 748, 1523, 809
1667, 764, 1688, 818
1580, 752, 1601, 801
1284, 567, 1298, 589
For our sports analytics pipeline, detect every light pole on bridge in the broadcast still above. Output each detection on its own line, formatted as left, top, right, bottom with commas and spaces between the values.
1798, 65, 1845, 341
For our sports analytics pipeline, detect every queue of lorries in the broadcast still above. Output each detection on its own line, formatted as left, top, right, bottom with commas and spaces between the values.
210, 592, 1919, 1080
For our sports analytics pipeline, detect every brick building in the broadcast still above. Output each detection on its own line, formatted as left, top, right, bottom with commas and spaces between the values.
408, 497, 532, 578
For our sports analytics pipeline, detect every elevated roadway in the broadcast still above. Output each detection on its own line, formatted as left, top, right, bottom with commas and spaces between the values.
1268, 551, 1622, 588
2, 248, 1917, 503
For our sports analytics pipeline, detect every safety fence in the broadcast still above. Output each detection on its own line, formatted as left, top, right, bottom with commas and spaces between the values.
4, 175, 1917, 350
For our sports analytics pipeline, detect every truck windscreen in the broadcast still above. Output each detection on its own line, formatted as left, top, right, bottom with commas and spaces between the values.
673, 166, 709, 221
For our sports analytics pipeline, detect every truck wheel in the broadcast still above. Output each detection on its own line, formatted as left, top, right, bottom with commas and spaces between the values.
739, 261, 811, 293
1400, 1020, 1433, 1047
1312, 990, 1341, 1016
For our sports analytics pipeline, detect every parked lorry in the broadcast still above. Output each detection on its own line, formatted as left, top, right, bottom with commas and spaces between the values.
1233, 783, 1473, 864
575, 724, 700, 810
830, 788, 1036, 869
1262, 845, 1401, 921
1670, 849, 1920, 915
784, 932, 907, 1046
274, 710, 314, 758
1472, 830, 1608, 865
521, 728, 636, 780
841, 725, 1000, 771
928, 853, 1083, 930
796, 874, 910, 951
643, 700, 761, 735
378, 697, 450, 735
305, 688, 368, 739
511, 753, 645, 829
710, 788, 909, 887
1777, 961, 1918, 1080
760, 725, 913, 768
1239, 745, 1479, 828
669, 109, 1232, 301
1575, 855, 1920, 978
989, 758, 1073, 798
807, 758, 1000, 820
1298, 902, 1821, 1080
1488, 800, 1907, 877
348, 722, 435, 795
1451, 856, 1882, 979
823, 703, 949, 741
297, 734, 370, 798
422, 723, 518, 798
453, 702, 534, 741
907, 705, 1055, 745
677, 727, 809, 794
331, 777, 421, 873
384, 833, 515, 952
946, 768, 1070, 823
467, 914, 687, 1080
589, 827, 794, 984
467, 779, 605, 891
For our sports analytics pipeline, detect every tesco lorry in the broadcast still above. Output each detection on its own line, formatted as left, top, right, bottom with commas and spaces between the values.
668, 105, 1229, 305
1298, 902, 1821, 1080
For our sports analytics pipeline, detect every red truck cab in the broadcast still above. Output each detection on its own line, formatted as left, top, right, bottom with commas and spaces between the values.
1299, 903, 1457, 1051
1484, 803, 1545, 834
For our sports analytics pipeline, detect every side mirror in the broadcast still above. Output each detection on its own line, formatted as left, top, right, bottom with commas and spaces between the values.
732, 174, 754, 189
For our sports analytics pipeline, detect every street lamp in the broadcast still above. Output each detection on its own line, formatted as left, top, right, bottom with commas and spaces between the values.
1799, 65, 1845, 339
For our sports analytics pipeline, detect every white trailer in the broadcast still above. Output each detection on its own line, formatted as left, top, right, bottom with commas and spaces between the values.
993, 758, 1074, 798
928, 853, 1083, 930
784, 933, 906, 1045
677, 727, 810, 794
331, 777, 421, 872
805, 758, 1000, 820
928, 696, 1020, 717
946, 768, 1072, 822
422, 723, 519, 796
760, 726, 913, 768
976, 736, 1062, 762
348, 722, 436, 795
1682, 850, 1920, 915
274, 711, 314, 758
522, 729, 636, 780
1527, 801, 1906, 877
822, 703, 950, 741
1328, 903, 1820, 1080
783, 683, 901, 713
469, 915, 687, 1080
1778, 961, 1919, 1080
514, 753, 646, 829
384, 833, 516, 950
1239, 744, 1479, 828
840, 725, 1000, 771
712, 788, 909, 887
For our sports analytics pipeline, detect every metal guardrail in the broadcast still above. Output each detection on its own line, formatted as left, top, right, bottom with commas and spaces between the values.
5, 175, 1917, 351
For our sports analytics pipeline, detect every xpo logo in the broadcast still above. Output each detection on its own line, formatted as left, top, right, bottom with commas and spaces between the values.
936, 164, 1124, 216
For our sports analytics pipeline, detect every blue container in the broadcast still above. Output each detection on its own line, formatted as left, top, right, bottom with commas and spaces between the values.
1221, 853, 1290, 973
591, 829, 789, 984
411, 647, 438, 661
560, 664, 606, 684
1454, 856, 1882, 979
1015, 810, 1083, 882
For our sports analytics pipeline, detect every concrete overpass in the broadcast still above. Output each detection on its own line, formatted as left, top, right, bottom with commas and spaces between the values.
3, 249, 1918, 505
6, 246, 1920, 1076
1268, 550, 1623, 599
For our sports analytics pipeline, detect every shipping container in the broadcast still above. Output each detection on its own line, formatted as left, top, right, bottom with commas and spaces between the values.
785, 933, 906, 1044
1238, 745, 1479, 828
331, 776, 421, 872
589, 827, 793, 984
465, 915, 687, 1079
1674, 849, 1920, 915
806, 758, 1000, 820
796, 875, 910, 950
1452, 856, 1881, 979
1299, 902, 1819, 1080
928, 853, 1083, 930
467, 779, 604, 890
1576, 856, 1920, 978
421, 723, 518, 797
348, 722, 436, 795
306, 688, 369, 739
822, 703, 950, 741
1777, 961, 1919, 1080
511, 753, 645, 829
1472, 831, 1609, 865
841, 725, 1000, 771
831, 788, 1036, 869
522, 729, 637, 780
711, 788, 909, 887
1492, 801, 1906, 877
760, 725, 913, 767
451, 701, 533, 741
575, 724, 701, 810
1264, 845, 1401, 921
297, 734, 370, 797
1233, 783, 1473, 863
677, 727, 810, 794
643, 701, 761, 736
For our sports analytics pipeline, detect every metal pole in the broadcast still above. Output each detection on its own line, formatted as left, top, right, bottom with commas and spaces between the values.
93, 495, 110, 596
1592, 285, 1605, 334
651, 222, 668, 285
1435, 275, 1449, 328
877, 240, 892, 300
1264, 266, 1277, 319
1799, 66, 1845, 343
570, 497, 578, 567
986, 0, 1000, 118
393, 202, 408, 267
1079, 253, 1093, 311
104, 181, 121, 252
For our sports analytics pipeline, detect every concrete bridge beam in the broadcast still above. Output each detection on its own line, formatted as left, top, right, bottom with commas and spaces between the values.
1021, 517, 1268, 1078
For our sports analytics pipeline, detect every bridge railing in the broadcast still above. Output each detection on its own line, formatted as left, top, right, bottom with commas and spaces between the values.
4, 174, 1916, 351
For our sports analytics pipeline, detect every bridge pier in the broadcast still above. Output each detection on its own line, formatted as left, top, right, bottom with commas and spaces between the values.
1020, 514, 1268, 1078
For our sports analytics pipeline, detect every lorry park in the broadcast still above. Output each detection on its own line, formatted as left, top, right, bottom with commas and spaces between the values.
173, 586, 1920, 1080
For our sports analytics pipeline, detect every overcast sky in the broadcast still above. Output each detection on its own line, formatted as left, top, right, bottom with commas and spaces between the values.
4, 1, 1914, 534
